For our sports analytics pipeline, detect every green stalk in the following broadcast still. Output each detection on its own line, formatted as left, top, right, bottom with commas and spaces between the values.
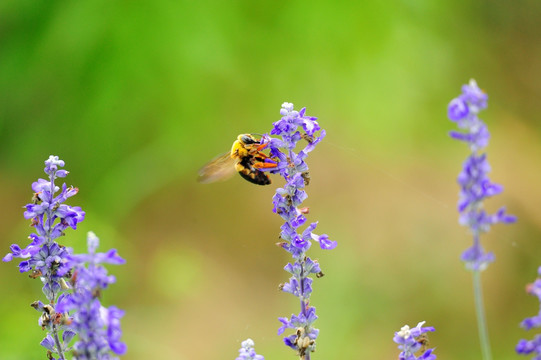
473, 269, 492, 360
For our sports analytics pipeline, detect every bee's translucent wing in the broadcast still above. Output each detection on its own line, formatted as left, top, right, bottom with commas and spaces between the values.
197, 152, 237, 183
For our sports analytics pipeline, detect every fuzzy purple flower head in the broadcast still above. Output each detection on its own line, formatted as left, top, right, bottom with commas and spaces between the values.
393, 321, 436, 360
448, 80, 516, 270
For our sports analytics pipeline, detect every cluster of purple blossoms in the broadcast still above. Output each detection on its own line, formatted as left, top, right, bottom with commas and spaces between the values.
447, 80, 516, 270
3, 156, 85, 359
261, 102, 336, 359
235, 339, 264, 360
56, 232, 127, 359
3, 156, 85, 284
3, 156, 126, 359
516, 266, 541, 358
393, 321, 436, 360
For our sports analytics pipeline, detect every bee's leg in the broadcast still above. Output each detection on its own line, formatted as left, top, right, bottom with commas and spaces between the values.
253, 161, 277, 169
253, 148, 276, 160
255, 142, 268, 151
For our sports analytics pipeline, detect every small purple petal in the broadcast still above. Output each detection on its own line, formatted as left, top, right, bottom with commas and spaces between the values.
448, 97, 469, 121
40, 335, 56, 351
278, 317, 291, 335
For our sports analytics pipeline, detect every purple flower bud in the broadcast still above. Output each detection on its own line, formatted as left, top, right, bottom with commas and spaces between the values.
281, 277, 301, 296
303, 257, 321, 274
284, 262, 301, 276
236, 339, 264, 360
314, 234, 337, 250
40, 335, 56, 351
448, 97, 469, 121
55, 170, 68, 178
461, 79, 488, 111
63, 330, 76, 344
283, 334, 297, 349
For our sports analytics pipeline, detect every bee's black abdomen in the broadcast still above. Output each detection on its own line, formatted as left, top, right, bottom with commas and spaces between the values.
236, 157, 271, 185
238, 169, 271, 185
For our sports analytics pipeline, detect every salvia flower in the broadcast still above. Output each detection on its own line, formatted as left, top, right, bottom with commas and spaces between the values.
3, 156, 126, 360
448, 80, 516, 270
235, 339, 264, 360
261, 102, 335, 359
4, 156, 85, 276
393, 321, 436, 360
3, 156, 85, 360
56, 231, 127, 359
516, 266, 541, 358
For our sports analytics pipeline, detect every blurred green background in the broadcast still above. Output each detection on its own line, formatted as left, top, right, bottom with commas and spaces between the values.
1, 1, 541, 359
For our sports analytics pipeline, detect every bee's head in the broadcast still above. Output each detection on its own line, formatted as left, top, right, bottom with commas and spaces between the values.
238, 134, 259, 145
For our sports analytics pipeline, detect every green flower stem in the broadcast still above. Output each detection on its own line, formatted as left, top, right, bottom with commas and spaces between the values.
473, 269, 492, 360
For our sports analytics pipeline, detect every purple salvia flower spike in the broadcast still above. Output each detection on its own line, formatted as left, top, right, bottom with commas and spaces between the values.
3, 156, 86, 360
262, 102, 333, 359
4, 156, 126, 359
449, 81, 517, 360
61, 232, 127, 358
448, 80, 516, 271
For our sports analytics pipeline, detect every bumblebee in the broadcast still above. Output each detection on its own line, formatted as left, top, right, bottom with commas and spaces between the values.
198, 134, 277, 185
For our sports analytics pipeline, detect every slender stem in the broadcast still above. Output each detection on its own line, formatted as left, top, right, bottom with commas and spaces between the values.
472, 269, 492, 360
299, 258, 306, 314
48, 172, 56, 242
46, 170, 65, 359
51, 324, 65, 360
298, 258, 312, 360
49, 278, 65, 359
